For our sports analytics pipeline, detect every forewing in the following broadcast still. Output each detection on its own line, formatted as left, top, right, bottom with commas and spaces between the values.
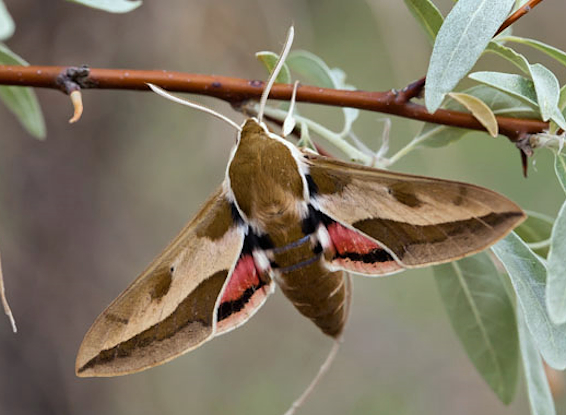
306, 153, 525, 268
76, 186, 245, 377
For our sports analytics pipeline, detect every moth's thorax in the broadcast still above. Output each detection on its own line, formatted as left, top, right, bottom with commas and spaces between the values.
228, 119, 306, 234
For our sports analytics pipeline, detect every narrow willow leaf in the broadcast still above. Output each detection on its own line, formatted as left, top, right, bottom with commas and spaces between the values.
555, 153, 566, 194
66, 0, 141, 13
500, 35, 566, 68
483, 44, 566, 130
403, 0, 444, 44
485, 41, 530, 74
413, 85, 537, 148
515, 211, 554, 257
256, 51, 292, 84
492, 232, 566, 370
287, 50, 335, 89
469, 71, 538, 108
518, 310, 557, 415
434, 253, 518, 404
425, 0, 515, 112
0, 0, 14, 41
559, 85, 566, 112
546, 200, 566, 324
529, 64, 560, 123
0, 44, 46, 139
448, 92, 498, 137
287, 50, 359, 134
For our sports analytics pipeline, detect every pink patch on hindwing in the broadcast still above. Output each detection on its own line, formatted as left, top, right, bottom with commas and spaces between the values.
326, 222, 402, 275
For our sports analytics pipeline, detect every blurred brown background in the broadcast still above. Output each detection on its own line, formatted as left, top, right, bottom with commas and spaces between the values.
0, 1, 565, 414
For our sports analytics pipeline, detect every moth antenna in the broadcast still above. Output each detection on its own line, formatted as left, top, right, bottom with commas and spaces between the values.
147, 83, 241, 132
257, 26, 295, 123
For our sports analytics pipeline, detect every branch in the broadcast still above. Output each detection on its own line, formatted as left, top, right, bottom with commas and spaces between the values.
0, 65, 548, 143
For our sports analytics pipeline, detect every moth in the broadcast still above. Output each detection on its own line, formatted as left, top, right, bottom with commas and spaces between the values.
76, 27, 525, 414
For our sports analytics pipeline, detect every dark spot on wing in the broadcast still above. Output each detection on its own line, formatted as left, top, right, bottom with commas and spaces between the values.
388, 182, 422, 207
150, 267, 173, 300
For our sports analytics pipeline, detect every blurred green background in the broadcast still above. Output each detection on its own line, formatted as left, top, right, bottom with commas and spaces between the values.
0, 1, 565, 414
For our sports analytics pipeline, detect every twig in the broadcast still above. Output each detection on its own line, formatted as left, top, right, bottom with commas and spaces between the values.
0, 65, 548, 143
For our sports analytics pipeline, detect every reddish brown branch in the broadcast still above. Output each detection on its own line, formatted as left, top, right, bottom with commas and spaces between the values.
495, 0, 544, 36
0, 65, 548, 142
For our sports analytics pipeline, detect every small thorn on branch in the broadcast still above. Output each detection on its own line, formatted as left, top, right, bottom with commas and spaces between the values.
515, 133, 534, 177
57, 65, 90, 124
68, 90, 83, 123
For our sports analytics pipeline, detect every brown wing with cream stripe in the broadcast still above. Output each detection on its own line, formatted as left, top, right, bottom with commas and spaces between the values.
305, 153, 525, 269
76, 186, 267, 377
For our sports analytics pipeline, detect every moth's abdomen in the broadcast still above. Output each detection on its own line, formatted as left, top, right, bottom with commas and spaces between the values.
273, 237, 350, 338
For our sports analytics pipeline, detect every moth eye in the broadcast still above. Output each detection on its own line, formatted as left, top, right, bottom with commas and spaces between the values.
170, 266, 175, 274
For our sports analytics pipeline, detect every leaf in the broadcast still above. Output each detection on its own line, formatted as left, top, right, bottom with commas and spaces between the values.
403, 0, 444, 44
529, 63, 560, 123
287, 50, 335, 89
448, 92, 498, 137
492, 232, 566, 370
0, 44, 46, 139
413, 85, 537, 148
485, 41, 530, 74
256, 51, 292, 84
517, 310, 557, 415
434, 253, 518, 404
0, 0, 14, 41
514, 211, 554, 257
66, 0, 141, 13
425, 0, 515, 112
500, 35, 566, 68
555, 152, 566, 194
469, 71, 538, 108
287, 50, 359, 135
470, 66, 566, 130
546, 200, 566, 324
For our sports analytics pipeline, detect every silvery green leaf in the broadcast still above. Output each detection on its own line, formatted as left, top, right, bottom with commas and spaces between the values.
66, 0, 141, 13
555, 152, 566, 194
529, 63, 560, 123
546, 198, 566, 324
403, 0, 444, 44
485, 41, 530, 74
0, 44, 46, 139
287, 50, 358, 135
469, 71, 538, 108
518, 310, 557, 415
287, 50, 335, 88
256, 51, 292, 84
500, 35, 566, 68
492, 232, 566, 370
0, 0, 14, 41
515, 211, 554, 258
425, 0, 515, 112
434, 253, 518, 403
